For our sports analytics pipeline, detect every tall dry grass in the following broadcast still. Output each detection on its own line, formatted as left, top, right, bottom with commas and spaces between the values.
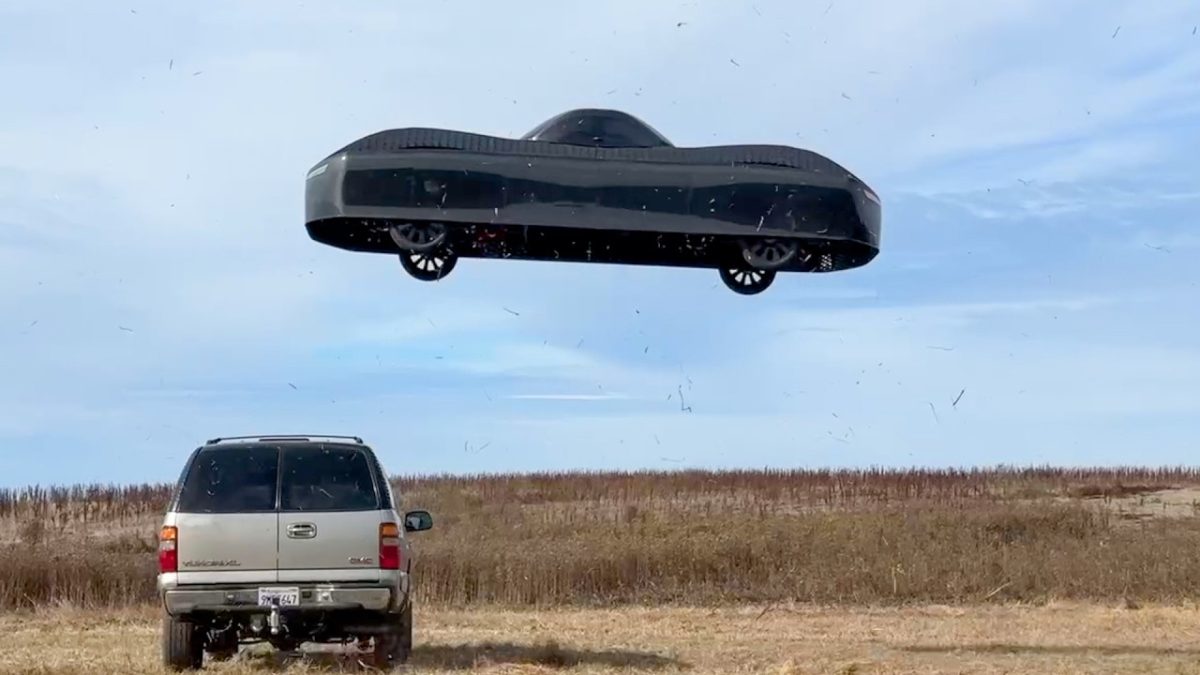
2, 466, 1200, 610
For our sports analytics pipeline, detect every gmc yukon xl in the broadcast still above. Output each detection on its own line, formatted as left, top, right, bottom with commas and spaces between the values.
156, 435, 432, 670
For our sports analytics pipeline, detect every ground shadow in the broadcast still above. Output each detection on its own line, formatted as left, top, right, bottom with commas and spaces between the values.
410, 640, 682, 670
237, 640, 683, 671
902, 643, 1200, 657
237, 649, 363, 672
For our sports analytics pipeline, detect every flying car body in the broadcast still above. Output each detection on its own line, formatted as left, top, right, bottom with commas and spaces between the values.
304, 108, 881, 294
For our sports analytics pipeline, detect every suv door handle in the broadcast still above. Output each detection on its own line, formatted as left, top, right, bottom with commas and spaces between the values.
286, 522, 317, 539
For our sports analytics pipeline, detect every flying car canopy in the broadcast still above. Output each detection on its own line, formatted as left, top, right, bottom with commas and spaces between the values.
520, 109, 674, 148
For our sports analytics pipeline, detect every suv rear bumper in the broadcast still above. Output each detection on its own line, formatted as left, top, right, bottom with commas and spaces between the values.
161, 585, 399, 616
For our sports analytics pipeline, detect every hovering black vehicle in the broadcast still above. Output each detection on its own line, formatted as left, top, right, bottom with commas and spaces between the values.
304, 109, 881, 295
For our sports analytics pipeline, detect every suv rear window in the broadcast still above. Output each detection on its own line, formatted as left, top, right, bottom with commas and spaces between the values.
176, 446, 279, 513
280, 446, 379, 512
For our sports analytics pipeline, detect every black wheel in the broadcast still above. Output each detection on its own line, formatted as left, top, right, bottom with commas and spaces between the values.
719, 266, 776, 295
162, 614, 204, 671
371, 632, 403, 670
370, 604, 412, 670
389, 221, 448, 252
399, 248, 458, 281
741, 238, 799, 270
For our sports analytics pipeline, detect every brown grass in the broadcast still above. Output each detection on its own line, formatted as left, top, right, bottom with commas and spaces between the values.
4, 603, 1200, 674
3, 467, 1200, 610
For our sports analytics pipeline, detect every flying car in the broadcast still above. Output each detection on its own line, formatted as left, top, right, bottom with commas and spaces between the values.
304, 109, 881, 295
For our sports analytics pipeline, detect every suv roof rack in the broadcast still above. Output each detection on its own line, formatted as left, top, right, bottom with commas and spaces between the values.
204, 434, 365, 445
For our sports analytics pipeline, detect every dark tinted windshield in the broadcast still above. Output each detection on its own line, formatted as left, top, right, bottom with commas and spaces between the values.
280, 446, 379, 512
176, 446, 279, 513
521, 109, 672, 148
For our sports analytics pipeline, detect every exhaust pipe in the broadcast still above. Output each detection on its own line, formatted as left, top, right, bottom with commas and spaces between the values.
268, 605, 283, 636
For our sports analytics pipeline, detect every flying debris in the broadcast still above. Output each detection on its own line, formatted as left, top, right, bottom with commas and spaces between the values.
304, 108, 882, 295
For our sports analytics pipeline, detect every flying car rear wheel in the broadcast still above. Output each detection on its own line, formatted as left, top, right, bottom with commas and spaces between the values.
719, 266, 776, 295
389, 221, 448, 252
741, 238, 799, 270
400, 248, 458, 281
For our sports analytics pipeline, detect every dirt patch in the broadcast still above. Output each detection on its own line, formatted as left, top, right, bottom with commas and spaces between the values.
1078, 486, 1200, 522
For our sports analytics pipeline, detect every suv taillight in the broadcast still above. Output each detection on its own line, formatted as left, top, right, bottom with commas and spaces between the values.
158, 526, 178, 573
379, 522, 401, 570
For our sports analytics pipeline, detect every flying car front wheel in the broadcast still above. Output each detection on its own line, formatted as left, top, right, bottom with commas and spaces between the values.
741, 238, 799, 270
389, 221, 448, 252
719, 266, 776, 295
399, 249, 458, 281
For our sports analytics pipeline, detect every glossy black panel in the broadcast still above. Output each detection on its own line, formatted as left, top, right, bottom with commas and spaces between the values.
341, 168, 865, 236
304, 109, 883, 276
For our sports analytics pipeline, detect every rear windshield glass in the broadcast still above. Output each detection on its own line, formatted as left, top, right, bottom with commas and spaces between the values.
176, 446, 279, 513
280, 446, 379, 511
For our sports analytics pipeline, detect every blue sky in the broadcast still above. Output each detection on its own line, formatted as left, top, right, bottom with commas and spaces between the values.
1, 1, 1198, 486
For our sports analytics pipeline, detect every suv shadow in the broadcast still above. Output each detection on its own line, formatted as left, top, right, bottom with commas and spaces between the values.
413, 640, 683, 670
240, 639, 683, 671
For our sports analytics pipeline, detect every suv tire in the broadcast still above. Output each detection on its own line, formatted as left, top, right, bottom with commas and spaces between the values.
162, 614, 204, 671
371, 603, 413, 669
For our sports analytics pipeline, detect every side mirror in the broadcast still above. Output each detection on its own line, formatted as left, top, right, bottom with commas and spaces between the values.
403, 510, 433, 533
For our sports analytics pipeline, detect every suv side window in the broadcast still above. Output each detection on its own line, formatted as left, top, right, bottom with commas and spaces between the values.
176, 446, 279, 513
371, 452, 397, 509
280, 445, 380, 512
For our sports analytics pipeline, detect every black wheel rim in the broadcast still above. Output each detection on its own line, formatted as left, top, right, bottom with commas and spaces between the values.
390, 222, 448, 252
732, 268, 765, 286
413, 252, 446, 274
742, 238, 798, 269
719, 266, 775, 295
400, 249, 458, 281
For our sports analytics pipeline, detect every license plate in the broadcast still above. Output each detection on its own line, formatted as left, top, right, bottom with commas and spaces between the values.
257, 587, 300, 607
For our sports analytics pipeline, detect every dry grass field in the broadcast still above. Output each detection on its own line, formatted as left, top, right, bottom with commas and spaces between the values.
4, 603, 1200, 674
4, 467, 1200, 609
4, 467, 1200, 673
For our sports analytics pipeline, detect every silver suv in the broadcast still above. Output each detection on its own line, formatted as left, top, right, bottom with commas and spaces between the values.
156, 435, 432, 670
